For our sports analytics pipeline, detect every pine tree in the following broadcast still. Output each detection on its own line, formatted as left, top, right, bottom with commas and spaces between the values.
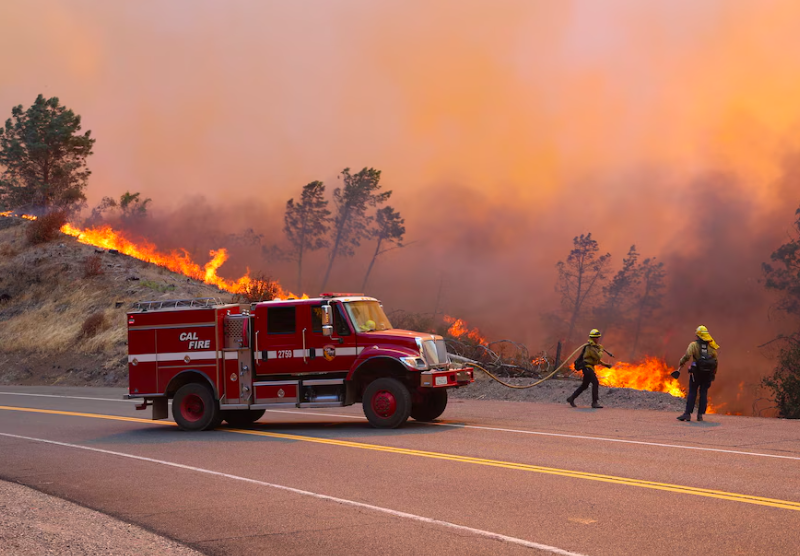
555, 233, 611, 347
320, 167, 391, 292
361, 206, 405, 291
284, 181, 331, 293
596, 245, 640, 333
0, 95, 95, 212
629, 257, 666, 359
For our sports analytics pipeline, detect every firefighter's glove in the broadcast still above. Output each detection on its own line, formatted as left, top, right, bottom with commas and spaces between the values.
603, 362, 613, 369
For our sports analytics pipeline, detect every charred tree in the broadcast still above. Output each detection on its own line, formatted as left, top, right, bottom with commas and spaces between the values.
284, 181, 331, 293
320, 167, 390, 292
555, 233, 611, 347
361, 206, 405, 292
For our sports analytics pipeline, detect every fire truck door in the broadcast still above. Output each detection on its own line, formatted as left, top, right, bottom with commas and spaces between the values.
254, 304, 306, 377
304, 302, 358, 376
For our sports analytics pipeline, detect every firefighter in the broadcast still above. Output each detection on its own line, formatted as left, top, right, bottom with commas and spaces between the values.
567, 329, 612, 409
676, 325, 719, 422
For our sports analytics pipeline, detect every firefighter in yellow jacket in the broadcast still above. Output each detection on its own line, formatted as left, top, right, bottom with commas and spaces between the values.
676, 325, 719, 422
567, 329, 612, 409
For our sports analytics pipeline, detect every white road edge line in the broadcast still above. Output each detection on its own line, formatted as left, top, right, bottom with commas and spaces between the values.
0, 431, 587, 556
2, 391, 798, 462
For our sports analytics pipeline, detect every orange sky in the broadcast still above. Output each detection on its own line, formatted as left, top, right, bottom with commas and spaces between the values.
4, 1, 800, 412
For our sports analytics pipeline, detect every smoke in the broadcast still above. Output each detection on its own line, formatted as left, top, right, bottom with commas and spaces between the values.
4, 1, 800, 413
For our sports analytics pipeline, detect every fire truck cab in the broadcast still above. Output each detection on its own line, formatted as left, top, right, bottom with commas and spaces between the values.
125, 294, 473, 430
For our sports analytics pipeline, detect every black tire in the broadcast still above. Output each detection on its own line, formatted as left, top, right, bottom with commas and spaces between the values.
363, 377, 412, 429
410, 389, 448, 422
223, 409, 266, 428
172, 383, 220, 431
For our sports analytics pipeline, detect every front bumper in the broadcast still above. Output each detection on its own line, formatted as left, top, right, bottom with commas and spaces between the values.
419, 367, 474, 388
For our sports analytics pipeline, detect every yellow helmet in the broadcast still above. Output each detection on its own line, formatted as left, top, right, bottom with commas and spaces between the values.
589, 329, 602, 338
696, 325, 708, 335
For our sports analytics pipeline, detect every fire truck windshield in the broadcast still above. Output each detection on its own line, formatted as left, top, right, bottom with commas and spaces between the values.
344, 301, 393, 332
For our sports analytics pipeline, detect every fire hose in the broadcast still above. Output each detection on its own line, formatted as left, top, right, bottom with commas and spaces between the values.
450, 343, 590, 389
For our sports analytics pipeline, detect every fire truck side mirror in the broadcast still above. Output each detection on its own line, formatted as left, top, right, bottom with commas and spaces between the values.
322, 325, 333, 337
321, 305, 331, 325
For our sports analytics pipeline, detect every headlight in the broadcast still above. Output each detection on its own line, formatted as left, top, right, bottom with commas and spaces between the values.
401, 356, 428, 370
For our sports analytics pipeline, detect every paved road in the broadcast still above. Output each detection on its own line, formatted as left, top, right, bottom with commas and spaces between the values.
0, 386, 798, 555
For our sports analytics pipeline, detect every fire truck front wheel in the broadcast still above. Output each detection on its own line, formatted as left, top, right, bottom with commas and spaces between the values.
172, 383, 220, 431
363, 377, 412, 429
410, 389, 448, 422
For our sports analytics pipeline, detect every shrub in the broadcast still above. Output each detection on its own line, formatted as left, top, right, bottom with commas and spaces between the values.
141, 279, 175, 293
234, 273, 282, 303
26, 211, 67, 245
83, 254, 104, 277
80, 312, 107, 338
761, 342, 800, 419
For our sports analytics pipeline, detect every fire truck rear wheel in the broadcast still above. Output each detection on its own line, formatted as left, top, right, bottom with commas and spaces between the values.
224, 409, 266, 428
173, 383, 220, 431
410, 389, 448, 422
363, 377, 411, 429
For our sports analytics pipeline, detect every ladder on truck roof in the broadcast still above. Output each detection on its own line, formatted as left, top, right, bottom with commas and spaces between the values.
132, 297, 223, 312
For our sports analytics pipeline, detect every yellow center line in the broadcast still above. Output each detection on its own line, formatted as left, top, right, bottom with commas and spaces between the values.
2, 405, 799, 511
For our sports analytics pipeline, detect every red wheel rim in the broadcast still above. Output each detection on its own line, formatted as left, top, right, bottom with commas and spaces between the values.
372, 390, 397, 418
180, 393, 205, 423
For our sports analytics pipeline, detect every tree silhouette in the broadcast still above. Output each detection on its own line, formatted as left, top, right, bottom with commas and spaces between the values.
555, 233, 611, 347
0, 95, 95, 213
88, 191, 151, 224
763, 207, 800, 317
629, 257, 666, 359
320, 167, 391, 292
596, 245, 640, 333
361, 206, 405, 291
761, 206, 800, 417
284, 181, 330, 292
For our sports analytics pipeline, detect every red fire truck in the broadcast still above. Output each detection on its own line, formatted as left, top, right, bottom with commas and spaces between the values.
125, 294, 473, 430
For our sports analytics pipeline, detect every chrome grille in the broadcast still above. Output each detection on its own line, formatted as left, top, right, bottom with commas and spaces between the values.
435, 339, 448, 365
422, 338, 449, 367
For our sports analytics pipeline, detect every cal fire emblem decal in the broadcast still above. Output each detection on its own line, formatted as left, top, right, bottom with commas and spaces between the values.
323, 346, 336, 361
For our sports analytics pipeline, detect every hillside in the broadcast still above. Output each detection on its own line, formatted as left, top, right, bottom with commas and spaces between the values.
0, 217, 228, 386
0, 217, 691, 412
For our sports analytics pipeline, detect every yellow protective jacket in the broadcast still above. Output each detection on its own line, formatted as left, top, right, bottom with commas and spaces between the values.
583, 341, 605, 368
679, 341, 718, 367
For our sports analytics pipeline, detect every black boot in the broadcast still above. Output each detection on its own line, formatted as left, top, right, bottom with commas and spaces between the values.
566, 396, 576, 408
591, 402, 603, 409
697, 414, 704, 422
677, 413, 691, 421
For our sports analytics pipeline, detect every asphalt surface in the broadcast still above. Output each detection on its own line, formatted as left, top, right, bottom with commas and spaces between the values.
0, 386, 798, 556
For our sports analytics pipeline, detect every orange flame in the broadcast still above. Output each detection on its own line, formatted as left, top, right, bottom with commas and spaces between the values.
595, 356, 720, 412
0, 211, 36, 220
58, 223, 306, 297
595, 357, 685, 397
443, 315, 488, 345
1, 213, 306, 298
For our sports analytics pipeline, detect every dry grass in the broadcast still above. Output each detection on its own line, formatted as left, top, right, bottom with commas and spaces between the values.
0, 222, 228, 368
